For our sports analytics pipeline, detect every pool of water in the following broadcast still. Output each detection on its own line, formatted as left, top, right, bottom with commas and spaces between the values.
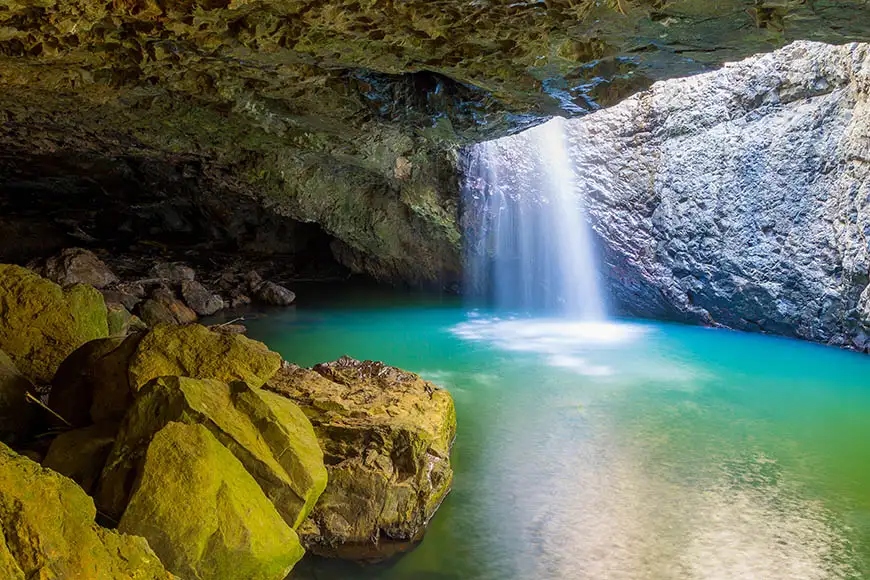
236, 289, 870, 580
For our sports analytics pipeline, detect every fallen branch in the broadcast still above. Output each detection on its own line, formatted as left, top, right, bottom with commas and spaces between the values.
216, 317, 245, 328
25, 392, 71, 427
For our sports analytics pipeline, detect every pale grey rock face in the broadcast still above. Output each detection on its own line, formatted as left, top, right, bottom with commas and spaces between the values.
562, 41, 870, 349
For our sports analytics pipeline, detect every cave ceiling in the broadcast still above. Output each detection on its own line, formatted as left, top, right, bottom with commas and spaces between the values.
1, 0, 870, 283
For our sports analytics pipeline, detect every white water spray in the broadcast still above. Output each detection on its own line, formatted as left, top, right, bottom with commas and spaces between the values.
463, 117, 605, 319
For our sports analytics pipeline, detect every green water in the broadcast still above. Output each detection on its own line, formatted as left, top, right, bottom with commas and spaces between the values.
239, 289, 870, 580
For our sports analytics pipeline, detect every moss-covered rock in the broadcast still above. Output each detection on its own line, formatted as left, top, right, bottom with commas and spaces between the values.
98, 376, 326, 530
0, 264, 108, 383
266, 356, 456, 561
42, 421, 119, 494
0, 443, 171, 579
106, 302, 145, 336
128, 323, 282, 391
118, 422, 304, 580
0, 349, 33, 443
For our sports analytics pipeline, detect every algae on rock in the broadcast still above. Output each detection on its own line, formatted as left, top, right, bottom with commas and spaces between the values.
267, 356, 456, 561
0, 443, 171, 579
118, 422, 304, 580
0, 264, 108, 383
98, 376, 327, 531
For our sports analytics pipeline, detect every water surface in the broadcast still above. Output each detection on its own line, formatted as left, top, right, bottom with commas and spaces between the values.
238, 289, 870, 580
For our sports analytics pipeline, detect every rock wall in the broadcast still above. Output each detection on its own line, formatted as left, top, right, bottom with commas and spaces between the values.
561, 41, 870, 348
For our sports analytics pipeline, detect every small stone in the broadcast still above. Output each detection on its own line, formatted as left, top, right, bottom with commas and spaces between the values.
254, 281, 296, 306
137, 286, 197, 326
181, 280, 224, 316
150, 261, 195, 282
43, 248, 119, 289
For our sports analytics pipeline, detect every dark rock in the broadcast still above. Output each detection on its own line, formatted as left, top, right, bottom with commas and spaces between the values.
42, 421, 119, 494
253, 281, 296, 307
0, 349, 34, 444
150, 262, 195, 283
180, 280, 224, 316
42, 248, 119, 289
137, 286, 197, 326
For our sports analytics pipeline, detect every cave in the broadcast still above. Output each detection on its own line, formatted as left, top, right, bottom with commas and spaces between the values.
3, 2, 870, 579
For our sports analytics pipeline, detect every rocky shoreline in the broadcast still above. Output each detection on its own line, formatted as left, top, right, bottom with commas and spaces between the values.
0, 259, 456, 579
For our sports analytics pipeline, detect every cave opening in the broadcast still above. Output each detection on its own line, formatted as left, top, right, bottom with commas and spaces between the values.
0, 150, 349, 285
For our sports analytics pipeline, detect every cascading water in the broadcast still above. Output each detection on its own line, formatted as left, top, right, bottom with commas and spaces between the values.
463, 117, 605, 319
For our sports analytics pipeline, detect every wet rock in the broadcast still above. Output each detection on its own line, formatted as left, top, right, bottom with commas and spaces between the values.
0, 443, 171, 579
0, 264, 108, 383
137, 286, 197, 326
150, 262, 195, 283
42, 421, 119, 494
117, 422, 304, 580
42, 248, 119, 289
253, 281, 296, 307
180, 279, 224, 316
0, 349, 34, 444
266, 356, 456, 561
98, 376, 327, 529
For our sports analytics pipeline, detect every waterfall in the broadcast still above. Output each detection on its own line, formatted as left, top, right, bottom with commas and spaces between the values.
462, 117, 605, 319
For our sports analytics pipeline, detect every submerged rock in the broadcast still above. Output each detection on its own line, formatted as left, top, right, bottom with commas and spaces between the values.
118, 422, 303, 580
267, 356, 456, 561
42, 248, 119, 289
98, 376, 327, 529
0, 264, 108, 383
0, 443, 171, 579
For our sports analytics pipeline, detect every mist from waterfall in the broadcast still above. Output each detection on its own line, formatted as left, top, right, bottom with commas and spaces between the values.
462, 117, 605, 319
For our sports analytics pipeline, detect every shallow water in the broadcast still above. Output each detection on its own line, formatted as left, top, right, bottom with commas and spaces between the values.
239, 289, 870, 580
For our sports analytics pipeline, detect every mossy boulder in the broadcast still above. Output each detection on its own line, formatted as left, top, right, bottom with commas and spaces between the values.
128, 323, 282, 391
118, 422, 304, 580
0, 443, 171, 579
0, 349, 34, 443
42, 421, 119, 494
49, 324, 282, 428
98, 376, 327, 530
0, 264, 108, 383
266, 356, 456, 561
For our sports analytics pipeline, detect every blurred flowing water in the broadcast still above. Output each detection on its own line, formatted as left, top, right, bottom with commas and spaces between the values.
462, 117, 605, 319
235, 289, 870, 580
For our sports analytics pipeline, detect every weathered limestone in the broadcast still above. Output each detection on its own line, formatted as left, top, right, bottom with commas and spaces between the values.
267, 356, 456, 561
42, 248, 119, 290
0, 264, 108, 383
0, 443, 171, 579
118, 422, 303, 580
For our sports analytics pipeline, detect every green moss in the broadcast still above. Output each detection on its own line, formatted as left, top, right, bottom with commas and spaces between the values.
0, 265, 108, 384
0, 443, 170, 579
127, 323, 282, 391
99, 376, 327, 530
119, 422, 303, 580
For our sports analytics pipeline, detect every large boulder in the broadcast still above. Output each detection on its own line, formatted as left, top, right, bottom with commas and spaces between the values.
127, 323, 282, 391
0, 349, 34, 443
42, 422, 119, 494
0, 264, 108, 384
98, 376, 327, 530
0, 443, 171, 579
48, 334, 143, 428
42, 248, 119, 289
118, 422, 304, 580
253, 281, 296, 307
266, 356, 456, 561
